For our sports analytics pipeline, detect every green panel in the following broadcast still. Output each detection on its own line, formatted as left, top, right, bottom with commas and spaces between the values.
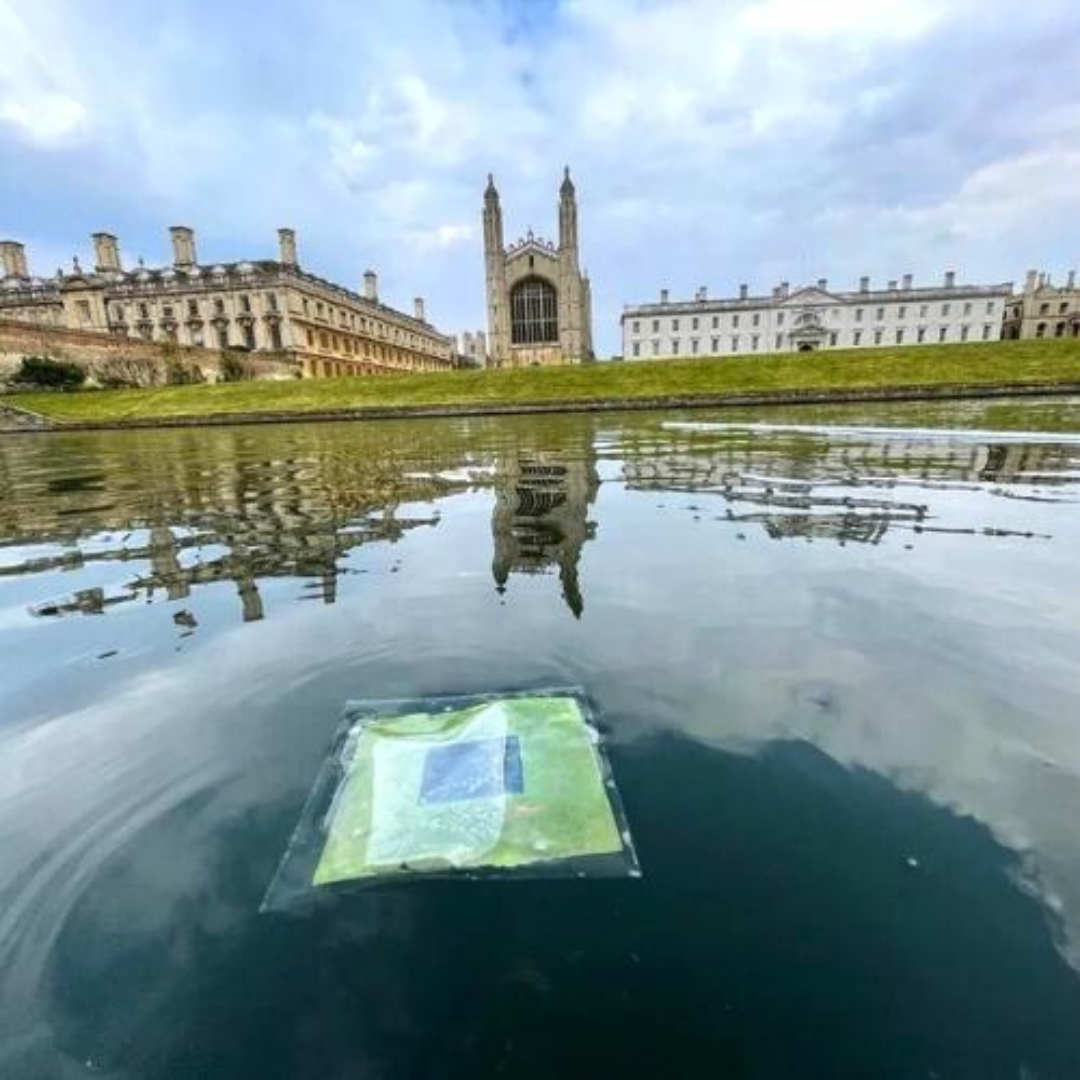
313, 695, 623, 886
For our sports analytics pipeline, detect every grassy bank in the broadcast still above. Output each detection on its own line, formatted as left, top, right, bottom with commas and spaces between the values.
11, 339, 1080, 427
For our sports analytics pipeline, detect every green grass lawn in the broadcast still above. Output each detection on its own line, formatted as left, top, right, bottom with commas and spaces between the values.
11, 338, 1080, 425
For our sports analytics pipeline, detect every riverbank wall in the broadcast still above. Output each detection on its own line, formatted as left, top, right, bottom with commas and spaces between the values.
5, 379, 1080, 433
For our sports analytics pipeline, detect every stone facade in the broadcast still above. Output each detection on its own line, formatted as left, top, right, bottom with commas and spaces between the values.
483, 169, 593, 367
1002, 269, 1080, 340
0, 317, 299, 384
459, 329, 489, 368
0, 228, 456, 378
622, 272, 1013, 360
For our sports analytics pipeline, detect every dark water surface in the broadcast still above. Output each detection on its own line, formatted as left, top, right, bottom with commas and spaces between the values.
3, 399, 1080, 1079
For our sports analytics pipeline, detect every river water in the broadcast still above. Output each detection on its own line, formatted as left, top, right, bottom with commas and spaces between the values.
2, 399, 1080, 1078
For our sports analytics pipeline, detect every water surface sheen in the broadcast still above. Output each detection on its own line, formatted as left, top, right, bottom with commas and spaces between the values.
3, 400, 1080, 1079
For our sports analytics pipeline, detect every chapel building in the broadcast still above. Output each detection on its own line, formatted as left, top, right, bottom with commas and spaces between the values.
483, 169, 593, 367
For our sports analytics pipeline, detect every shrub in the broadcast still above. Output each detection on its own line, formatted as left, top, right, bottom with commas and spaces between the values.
218, 351, 250, 382
94, 356, 162, 389
15, 355, 86, 390
165, 358, 205, 385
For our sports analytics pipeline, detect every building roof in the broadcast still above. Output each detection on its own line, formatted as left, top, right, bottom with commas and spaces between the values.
621, 282, 1015, 321
1, 260, 448, 339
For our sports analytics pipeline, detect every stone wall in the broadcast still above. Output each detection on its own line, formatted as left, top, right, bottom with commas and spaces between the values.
0, 318, 301, 384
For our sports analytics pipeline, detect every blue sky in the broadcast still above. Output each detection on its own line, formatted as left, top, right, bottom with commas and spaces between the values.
2, 0, 1079, 354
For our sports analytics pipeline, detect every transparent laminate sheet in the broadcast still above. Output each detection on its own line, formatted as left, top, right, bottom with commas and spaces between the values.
261, 688, 640, 911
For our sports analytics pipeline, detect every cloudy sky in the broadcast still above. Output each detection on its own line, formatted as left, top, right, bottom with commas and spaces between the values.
2, 0, 1079, 354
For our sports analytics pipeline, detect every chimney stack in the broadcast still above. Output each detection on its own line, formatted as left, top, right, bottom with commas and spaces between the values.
277, 228, 298, 267
780, 281, 789, 298
944, 269, 956, 289
364, 269, 378, 302
169, 226, 197, 270
859, 276, 869, 293
92, 232, 122, 273
414, 297, 426, 322
817, 277, 827, 290
1025, 269, 1038, 294
739, 283, 748, 300
660, 287, 669, 304
1068, 270, 1076, 289
0, 240, 29, 278
888, 279, 898, 291
698, 285, 708, 301
902, 273, 913, 290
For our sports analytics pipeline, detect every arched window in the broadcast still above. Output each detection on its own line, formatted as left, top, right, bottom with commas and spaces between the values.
511, 277, 558, 345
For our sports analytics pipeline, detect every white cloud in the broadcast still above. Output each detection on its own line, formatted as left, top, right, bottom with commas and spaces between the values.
1, 0, 1079, 350
741, 0, 940, 40
0, 93, 87, 146
0, 4, 89, 146
308, 112, 380, 182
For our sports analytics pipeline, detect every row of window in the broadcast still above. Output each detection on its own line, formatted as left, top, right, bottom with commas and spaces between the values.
124, 318, 280, 351
299, 295, 436, 352
104, 291, 441, 355
630, 323, 997, 356
110, 292, 279, 324
1034, 322, 1076, 338
630, 301, 997, 335
300, 326, 448, 367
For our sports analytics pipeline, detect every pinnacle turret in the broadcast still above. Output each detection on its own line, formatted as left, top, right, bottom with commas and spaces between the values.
560, 166, 575, 199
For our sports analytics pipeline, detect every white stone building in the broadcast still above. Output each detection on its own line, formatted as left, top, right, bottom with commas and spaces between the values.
621, 272, 1013, 361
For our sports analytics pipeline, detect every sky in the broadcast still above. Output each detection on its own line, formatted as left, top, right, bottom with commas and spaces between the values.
2, 0, 1080, 355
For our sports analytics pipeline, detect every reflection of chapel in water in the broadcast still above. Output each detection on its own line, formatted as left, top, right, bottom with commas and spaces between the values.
491, 440, 599, 617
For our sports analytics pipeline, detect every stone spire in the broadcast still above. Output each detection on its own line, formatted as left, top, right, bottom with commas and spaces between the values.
483, 173, 504, 253
558, 166, 578, 253
483, 172, 509, 364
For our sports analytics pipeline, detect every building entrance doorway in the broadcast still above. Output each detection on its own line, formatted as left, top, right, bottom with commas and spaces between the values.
798, 342, 816, 352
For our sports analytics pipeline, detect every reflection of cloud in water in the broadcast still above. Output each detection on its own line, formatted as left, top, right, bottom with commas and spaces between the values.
588, 557, 1080, 970
0, 607, 422, 1075
2, 409, 1080, 1069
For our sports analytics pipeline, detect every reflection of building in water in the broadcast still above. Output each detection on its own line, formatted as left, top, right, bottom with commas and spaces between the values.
3, 430, 479, 625
3, 418, 606, 626
491, 443, 599, 617
622, 429, 1077, 545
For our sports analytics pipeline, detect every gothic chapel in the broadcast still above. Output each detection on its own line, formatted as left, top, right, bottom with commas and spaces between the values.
483, 168, 593, 366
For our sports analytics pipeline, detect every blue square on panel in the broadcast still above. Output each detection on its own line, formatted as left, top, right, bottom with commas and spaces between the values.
420, 736, 523, 804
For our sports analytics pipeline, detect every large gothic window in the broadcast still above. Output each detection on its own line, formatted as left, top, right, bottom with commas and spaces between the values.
511, 277, 558, 345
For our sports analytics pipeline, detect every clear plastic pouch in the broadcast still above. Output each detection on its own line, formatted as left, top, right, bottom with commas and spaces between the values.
261, 687, 640, 912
